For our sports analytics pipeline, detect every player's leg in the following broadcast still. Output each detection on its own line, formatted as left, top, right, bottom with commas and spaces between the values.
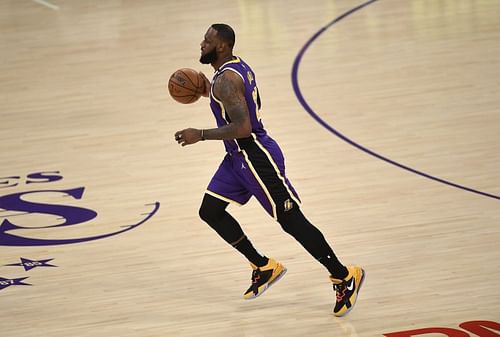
277, 206, 365, 316
276, 206, 348, 278
199, 193, 267, 267
201, 155, 287, 299
237, 136, 364, 315
236, 137, 348, 277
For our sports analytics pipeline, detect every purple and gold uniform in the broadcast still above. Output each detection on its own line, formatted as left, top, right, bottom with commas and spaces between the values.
206, 57, 301, 219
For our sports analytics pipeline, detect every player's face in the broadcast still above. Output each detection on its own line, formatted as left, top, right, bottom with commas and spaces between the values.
199, 28, 219, 64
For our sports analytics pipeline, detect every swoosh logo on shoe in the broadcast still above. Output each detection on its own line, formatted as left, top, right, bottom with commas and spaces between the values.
347, 278, 355, 291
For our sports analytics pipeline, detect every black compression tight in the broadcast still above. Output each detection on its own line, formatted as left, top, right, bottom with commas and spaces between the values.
199, 194, 268, 267
199, 194, 244, 244
277, 207, 348, 279
199, 193, 348, 279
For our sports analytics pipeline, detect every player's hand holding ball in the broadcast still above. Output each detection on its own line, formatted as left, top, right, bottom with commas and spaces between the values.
168, 68, 210, 103
169, 68, 210, 146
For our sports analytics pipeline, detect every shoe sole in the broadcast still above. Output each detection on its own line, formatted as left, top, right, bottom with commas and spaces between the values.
244, 267, 287, 300
335, 268, 366, 317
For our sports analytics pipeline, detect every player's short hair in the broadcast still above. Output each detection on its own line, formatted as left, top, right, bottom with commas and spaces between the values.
211, 23, 235, 48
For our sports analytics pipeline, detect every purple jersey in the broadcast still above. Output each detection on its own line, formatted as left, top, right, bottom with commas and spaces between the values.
206, 57, 301, 219
209, 57, 265, 154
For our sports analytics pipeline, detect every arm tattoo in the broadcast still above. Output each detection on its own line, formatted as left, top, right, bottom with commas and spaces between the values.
208, 71, 251, 139
216, 73, 248, 124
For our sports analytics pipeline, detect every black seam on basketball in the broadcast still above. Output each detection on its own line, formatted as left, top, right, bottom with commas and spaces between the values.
170, 93, 198, 98
178, 69, 200, 93
186, 95, 198, 103
169, 80, 198, 93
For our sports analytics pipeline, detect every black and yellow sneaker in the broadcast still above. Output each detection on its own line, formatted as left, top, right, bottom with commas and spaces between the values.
330, 266, 365, 317
243, 258, 287, 300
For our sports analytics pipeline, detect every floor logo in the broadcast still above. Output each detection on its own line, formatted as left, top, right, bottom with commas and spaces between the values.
384, 320, 500, 336
5, 257, 57, 271
0, 277, 31, 291
0, 171, 160, 246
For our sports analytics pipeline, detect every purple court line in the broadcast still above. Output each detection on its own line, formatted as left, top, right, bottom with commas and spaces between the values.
291, 0, 500, 201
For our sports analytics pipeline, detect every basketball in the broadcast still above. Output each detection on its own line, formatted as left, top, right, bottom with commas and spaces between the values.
168, 68, 204, 104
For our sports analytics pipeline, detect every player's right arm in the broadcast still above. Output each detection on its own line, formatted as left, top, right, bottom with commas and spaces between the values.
205, 71, 252, 139
174, 71, 250, 146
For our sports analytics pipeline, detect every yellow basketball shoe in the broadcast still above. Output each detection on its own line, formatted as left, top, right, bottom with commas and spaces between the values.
330, 266, 365, 317
243, 258, 287, 300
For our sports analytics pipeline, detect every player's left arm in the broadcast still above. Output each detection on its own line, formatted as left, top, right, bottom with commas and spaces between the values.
175, 71, 251, 146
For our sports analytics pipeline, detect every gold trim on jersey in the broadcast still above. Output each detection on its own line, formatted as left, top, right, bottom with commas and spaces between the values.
251, 133, 302, 207
210, 66, 243, 153
241, 149, 278, 220
209, 92, 242, 153
205, 190, 244, 206
218, 56, 241, 69
210, 85, 225, 118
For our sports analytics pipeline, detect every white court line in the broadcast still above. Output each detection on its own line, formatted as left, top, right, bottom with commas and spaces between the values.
32, 0, 60, 10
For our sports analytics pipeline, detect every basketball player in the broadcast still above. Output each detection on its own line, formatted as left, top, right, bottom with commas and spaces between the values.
174, 23, 364, 316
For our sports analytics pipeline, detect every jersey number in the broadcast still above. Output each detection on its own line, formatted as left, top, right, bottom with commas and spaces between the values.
252, 87, 262, 120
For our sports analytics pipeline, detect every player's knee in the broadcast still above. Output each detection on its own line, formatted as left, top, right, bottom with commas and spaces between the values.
198, 203, 209, 223
277, 206, 316, 240
199, 202, 217, 224
278, 221, 297, 238
277, 208, 300, 238
199, 194, 227, 224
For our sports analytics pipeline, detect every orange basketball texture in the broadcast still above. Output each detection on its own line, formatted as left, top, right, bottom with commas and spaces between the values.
168, 68, 204, 104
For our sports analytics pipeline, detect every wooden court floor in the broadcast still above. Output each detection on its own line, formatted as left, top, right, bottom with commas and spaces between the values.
1, 1, 499, 336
